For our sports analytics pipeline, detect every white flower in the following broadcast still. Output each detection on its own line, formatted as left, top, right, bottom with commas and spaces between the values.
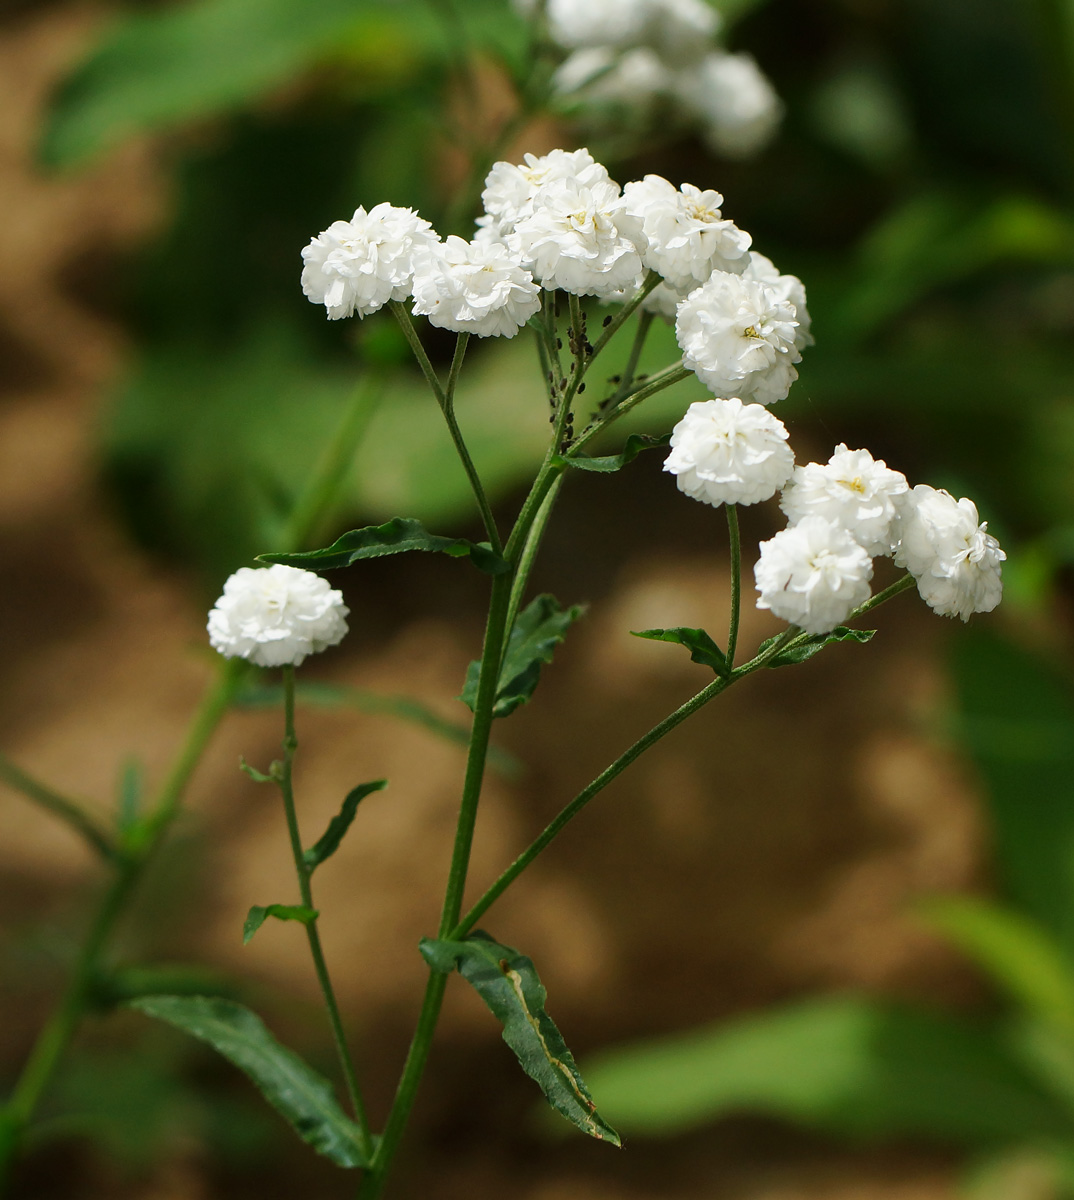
674, 51, 782, 159
208, 565, 349, 668
553, 47, 671, 112
514, 175, 647, 297
301, 203, 438, 320
755, 517, 874, 635
745, 252, 812, 349
780, 444, 909, 556
894, 485, 1005, 621
480, 148, 608, 237
623, 175, 751, 290
542, 0, 655, 49
410, 236, 541, 338
648, 0, 720, 61
663, 397, 794, 507
675, 271, 801, 405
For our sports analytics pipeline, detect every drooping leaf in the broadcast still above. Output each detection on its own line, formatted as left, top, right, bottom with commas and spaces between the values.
129, 995, 369, 1167
919, 896, 1074, 1031
950, 630, 1074, 954
554, 433, 672, 473
243, 905, 319, 945
420, 932, 620, 1145
631, 627, 728, 676
260, 517, 508, 575
461, 595, 585, 717
581, 996, 1071, 1144
755, 626, 876, 668
304, 780, 387, 872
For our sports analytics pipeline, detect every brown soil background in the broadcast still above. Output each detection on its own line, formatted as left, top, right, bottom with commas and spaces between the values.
0, 7, 1019, 1198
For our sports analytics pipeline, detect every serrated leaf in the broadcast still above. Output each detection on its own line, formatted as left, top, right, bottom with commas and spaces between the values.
631, 627, 728, 676
755, 626, 875, 668
129, 995, 369, 1167
259, 517, 508, 575
554, 433, 672, 473
243, 904, 319, 945
461, 595, 585, 717
581, 995, 1071, 1143
304, 780, 387, 872
920, 896, 1074, 1031
420, 932, 620, 1145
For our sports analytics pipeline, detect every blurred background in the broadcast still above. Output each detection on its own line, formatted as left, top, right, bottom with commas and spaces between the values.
2, 0, 1074, 1196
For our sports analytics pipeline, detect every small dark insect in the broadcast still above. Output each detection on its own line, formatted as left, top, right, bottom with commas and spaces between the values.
602, 315, 612, 327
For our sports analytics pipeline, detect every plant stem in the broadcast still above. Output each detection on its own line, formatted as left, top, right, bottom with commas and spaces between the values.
0, 754, 116, 862
725, 505, 742, 669
613, 309, 653, 404
390, 307, 501, 554
503, 475, 564, 642
278, 667, 374, 1159
358, 569, 515, 1198
570, 364, 691, 456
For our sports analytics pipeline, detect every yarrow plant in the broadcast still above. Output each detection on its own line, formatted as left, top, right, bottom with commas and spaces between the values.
0, 144, 1005, 1199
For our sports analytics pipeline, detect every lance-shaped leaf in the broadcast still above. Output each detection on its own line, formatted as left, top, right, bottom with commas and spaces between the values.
756, 626, 875, 668
420, 932, 620, 1145
259, 518, 508, 575
631, 627, 729, 677
129, 995, 369, 1167
304, 780, 387, 872
461, 595, 585, 717
243, 905, 319, 945
554, 432, 672, 473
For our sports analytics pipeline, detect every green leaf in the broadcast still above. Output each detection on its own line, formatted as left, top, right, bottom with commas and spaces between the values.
461, 595, 585, 718
950, 630, 1074, 954
259, 517, 508, 575
630, 627, 728, 676
239, 757, 279, 785
581, 996, 1071, 1144
304, 780, 387, 872
243, 905, 319, 945
38, 0, 426, 169
919, 896, 1074, 1031
554, 433, 672, 473
755, 626, 876, 668
129, 995, 369, 1167
420, 932, 620, 1145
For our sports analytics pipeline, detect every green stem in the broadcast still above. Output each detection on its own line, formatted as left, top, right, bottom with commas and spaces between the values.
725, 505, 742, 669
503, 475, 564, 644
0, 754, 116, 862
570, 363, 691, 456
390, 308, 501, 554
612, 309, 653, 405
360, 569, 515, 1197
278, 667, 374, 1159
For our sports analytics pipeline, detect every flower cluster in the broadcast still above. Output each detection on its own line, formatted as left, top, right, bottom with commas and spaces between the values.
665, 411, 1005, 633
208, 565, 349, 668
513, 0, 781, 159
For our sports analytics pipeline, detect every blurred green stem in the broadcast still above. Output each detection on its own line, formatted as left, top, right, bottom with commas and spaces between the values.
0, 753, 116, 862
278, 666, 374, 1159
726, 505, 742, 668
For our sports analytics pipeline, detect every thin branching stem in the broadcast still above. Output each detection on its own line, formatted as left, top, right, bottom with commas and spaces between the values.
0, 754, 116, 861
726, 505, 742, 669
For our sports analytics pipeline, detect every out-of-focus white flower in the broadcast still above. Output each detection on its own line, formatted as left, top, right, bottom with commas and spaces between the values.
301, 203, 437, 320
553, 47, 671, 112
745, 252, 812, 349
624, 175, 751, 291
894, 485, 1005, 620
480, 148, 608, 238
410, 236, 540, 338
663, 397, 794, 507
208, 565, 349, 668
755, 517, 873, 635
676, 271, 801, 405
514, 175, 647, 297
780, 444, 909, 556
543, 0, 654, 49
674, 51, 782, 158
648, 0, 720, 62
